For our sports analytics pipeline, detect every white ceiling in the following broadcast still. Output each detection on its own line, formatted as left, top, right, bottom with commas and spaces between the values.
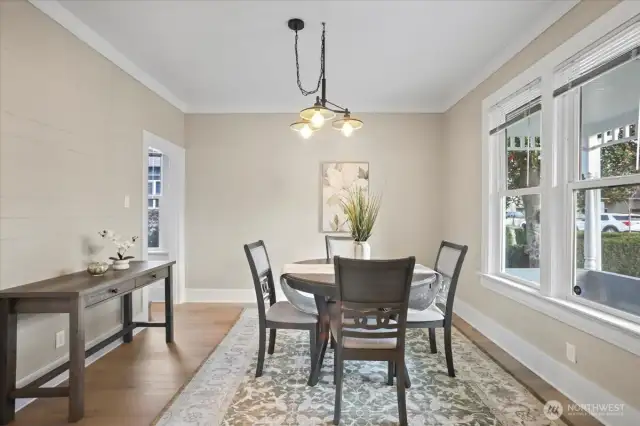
37, 0, 578, 113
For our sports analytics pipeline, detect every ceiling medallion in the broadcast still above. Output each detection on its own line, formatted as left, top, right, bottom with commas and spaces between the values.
288, 18, 363, 139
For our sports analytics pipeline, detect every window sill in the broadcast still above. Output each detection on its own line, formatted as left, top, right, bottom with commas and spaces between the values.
478, 272, 640, 357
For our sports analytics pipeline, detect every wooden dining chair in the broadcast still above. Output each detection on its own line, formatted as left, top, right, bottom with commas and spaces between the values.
244, 240, 319, 379
325, 235, 354, 259
406, 241, 468, 377
327, 256, 415, 426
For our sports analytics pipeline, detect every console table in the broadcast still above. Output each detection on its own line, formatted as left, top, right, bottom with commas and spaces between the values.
0, 260, 175, 424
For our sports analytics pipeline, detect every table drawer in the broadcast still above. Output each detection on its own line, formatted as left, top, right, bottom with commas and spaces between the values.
85, 280, 135, 307
135, 268, 169, 288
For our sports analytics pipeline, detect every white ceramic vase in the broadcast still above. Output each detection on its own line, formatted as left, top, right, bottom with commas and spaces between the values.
353, 241, 371, 260
112, 259, 130, 270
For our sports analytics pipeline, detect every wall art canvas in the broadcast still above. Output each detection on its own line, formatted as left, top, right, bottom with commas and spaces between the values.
321, 162, 369, 232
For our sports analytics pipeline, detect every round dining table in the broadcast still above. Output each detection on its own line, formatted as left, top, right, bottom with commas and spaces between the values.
281, 258, 440, 386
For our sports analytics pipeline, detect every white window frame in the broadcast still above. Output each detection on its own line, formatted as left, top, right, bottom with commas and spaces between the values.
147, 149, 163, 250
481, 0, 640, 357
488, 85, 543, 289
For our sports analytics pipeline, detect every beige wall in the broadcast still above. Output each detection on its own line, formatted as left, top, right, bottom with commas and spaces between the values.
2, 0, 638, 411
443, 0, 640, 410
0, 0, 184, 381
185, 113, 443, 291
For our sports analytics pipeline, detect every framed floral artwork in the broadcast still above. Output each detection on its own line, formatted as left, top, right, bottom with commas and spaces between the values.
321, 162, 369, 232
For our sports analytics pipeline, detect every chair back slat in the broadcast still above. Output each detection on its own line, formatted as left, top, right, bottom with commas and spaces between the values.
325, 235, 354, 259
244, 240, 276, 319
434, 241, 468, 324
334, 257, 415, 346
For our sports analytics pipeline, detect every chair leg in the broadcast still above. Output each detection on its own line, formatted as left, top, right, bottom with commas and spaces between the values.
395, 358, 408, 426
256, 323, 266, 377
333, 349, 343, 425
428, 328, 437, 354
404, 364, 411, 389
387, 361, 394, 386
333, 344, 337, 385
444, 325, 455, 377
268, 329, 276, 355
319, 331, 329, 368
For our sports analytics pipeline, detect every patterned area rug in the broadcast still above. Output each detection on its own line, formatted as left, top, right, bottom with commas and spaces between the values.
156, 309, 563, 426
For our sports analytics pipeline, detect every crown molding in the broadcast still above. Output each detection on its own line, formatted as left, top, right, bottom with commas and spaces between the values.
441, 0, 579, 113
28, 0, 187, 112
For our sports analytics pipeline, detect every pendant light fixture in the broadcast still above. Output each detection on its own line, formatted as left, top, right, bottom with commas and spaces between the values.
288, 19, 362, 139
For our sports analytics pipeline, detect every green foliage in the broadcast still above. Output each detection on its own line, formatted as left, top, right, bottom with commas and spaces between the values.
507, 230, 640, 277
341, 187, 381, 242
575, 232, 640, 278
505, 227, 531, 267
576, 142, 638, 211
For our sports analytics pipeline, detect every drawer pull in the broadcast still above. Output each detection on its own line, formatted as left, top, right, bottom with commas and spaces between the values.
109, 288, 118, 294
151, 273, 157, 279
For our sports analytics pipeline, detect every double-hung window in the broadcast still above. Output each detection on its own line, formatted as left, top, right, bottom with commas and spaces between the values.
148, 149, 163, 249
555, 18, 640, 320
482, 5, 640, 353
487, 80, 543, 287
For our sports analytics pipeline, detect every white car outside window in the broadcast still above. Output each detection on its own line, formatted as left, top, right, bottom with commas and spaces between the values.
576, 213, 640, 232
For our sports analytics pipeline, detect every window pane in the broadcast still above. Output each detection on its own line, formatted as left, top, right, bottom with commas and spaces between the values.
147, 182, 152, 195
505, 111, 541, 190
503, 196, 541, 284
574, 184, 640, 316
148, 207, 159, 248
580, 59, 639, 180
155, 181, 161, 194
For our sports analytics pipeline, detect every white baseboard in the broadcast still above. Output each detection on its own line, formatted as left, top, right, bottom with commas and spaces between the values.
186, 288, 285, 304
15, 312, 147, 412
454, 299, 640, 426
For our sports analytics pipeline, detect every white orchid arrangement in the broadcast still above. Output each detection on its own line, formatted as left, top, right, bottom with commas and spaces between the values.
98, 230, 139, 261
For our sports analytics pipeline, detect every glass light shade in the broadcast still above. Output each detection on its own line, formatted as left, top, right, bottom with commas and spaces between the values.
300, 104, 335, 122
332, 114, 363, 135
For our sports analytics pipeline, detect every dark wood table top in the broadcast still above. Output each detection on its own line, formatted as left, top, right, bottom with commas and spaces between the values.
0, 261, 175, 299
283, 258, 437, 298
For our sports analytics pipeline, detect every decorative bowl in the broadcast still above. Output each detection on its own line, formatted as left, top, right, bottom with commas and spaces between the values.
87, 261, 109, 276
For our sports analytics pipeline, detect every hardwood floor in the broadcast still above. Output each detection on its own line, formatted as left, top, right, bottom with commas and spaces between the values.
453, 314, 603, 426
11, 303, 242, 426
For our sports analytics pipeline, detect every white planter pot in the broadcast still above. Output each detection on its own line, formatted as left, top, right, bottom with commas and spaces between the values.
112, 259, 130, 270
353, 241, 371, 260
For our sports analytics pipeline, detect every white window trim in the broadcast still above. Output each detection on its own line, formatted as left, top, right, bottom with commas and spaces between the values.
481, 0, 640, 357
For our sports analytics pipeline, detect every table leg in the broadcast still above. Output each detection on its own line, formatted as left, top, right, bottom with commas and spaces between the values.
308, 295, 329, 386
165, 266, 174, 343
0, 299, 17, 425
69, 297, 85, 422
122, 293, 133, 343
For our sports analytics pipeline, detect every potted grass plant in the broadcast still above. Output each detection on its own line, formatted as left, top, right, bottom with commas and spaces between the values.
341, 187, 381, 259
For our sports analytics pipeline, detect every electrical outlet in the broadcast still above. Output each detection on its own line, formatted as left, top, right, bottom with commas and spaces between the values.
566, 342, 576, 363
124, 195, 130, 208
55, 330, 65, 349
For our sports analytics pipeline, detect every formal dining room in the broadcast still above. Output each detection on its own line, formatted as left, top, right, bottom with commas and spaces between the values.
1, 1, 639, 425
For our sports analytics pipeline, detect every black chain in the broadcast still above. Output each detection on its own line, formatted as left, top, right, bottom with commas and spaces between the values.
294, 22, 325, 96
